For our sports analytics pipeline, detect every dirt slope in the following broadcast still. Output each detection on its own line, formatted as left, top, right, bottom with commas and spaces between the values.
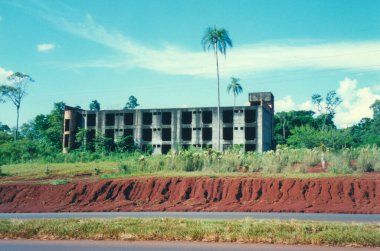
0, 176, 379, 213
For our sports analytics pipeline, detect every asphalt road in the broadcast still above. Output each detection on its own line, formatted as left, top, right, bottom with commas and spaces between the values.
0, 212, 379, 222
0, 240, 376, 251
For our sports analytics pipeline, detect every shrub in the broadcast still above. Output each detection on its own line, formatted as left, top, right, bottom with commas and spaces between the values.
118, 164, 131, 174
94, 167, 101, 176
115, 136, 137, 153
44, 166, 51, 176
357, 146, 379, 172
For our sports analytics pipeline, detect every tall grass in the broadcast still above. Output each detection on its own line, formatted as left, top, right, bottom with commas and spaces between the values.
1, 146, 379, 181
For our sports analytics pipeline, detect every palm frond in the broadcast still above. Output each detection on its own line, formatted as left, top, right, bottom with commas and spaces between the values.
227, 77, 243, 97
201, 26, 233, 55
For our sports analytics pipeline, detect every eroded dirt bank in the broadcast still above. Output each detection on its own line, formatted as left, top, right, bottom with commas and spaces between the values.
0, 176, 379, 213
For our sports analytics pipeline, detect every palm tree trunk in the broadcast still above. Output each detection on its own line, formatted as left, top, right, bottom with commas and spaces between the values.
214, 44, 221, 151
15, 105, 19, 141
234, 93, 236, 107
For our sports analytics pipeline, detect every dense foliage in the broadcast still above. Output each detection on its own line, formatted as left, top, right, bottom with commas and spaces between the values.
274, 99, 380, 148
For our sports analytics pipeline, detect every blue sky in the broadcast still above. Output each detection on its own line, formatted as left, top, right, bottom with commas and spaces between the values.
0, 0, 380, 128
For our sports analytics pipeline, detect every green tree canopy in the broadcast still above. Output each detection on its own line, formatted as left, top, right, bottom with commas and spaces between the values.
348, 100, 380, 147
287, 125, 353, 149
20, 102, 65, 151
0, 122, 10, 132
89, 100, 101, 111
274, 110, 318, 145
370, 100, 380, 118
124, 95, 139, 110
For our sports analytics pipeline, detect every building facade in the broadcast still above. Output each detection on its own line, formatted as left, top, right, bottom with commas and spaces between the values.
63, 92, 274, 154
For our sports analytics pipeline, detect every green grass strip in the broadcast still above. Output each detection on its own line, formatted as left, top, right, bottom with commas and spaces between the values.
0, 218, 378, 247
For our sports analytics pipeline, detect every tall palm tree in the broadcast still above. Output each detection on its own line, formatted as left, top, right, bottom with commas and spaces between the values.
201, 26, 232, 151
227, 77, 243, 107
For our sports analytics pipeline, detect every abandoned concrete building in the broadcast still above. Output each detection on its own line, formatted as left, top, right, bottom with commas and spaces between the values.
62, 92, 274, 154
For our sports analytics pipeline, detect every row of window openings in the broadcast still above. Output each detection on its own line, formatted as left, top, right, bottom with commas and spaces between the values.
64, 135, 257, 153
67, 126, 255, 143
142, 144, 257, 154
67, 124, 255, 144
66, 117, 250, 133
86, 110, 257, 127
181, 127, 256, 141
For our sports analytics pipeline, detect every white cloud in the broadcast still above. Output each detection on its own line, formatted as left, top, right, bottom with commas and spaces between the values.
275, 78, 380, 128
374, 84, 380, 92
0, 67, 13, 84
337, 78, 357, 109
37, 43, 55, 52
275, 96, 313, 113
276, 96, 296, 111
335, 78, 380, 127
48, 14, 380, 77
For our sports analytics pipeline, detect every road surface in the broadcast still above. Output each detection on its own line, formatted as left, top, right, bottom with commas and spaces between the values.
0, 212, 379, 222
0, 240, 376, 251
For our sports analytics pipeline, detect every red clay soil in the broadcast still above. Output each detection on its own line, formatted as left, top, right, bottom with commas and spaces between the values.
0, 175, 379, 214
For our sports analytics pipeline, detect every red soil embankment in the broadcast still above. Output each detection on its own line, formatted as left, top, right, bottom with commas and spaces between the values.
0, 176, 379, 213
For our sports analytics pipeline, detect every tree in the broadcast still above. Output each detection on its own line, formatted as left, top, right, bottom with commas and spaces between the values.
0, 122, 10, 132
20, 102, 65, 151
89, 100, 101, 111
364, 100, 380, 145
311, 91, 342, 130
274, 110, 317, 145
0, 72, 34, 140
0, 122, 12, 145
75, 128, 91, 151
45, 102, 65, 150
276, 113, 287, 144
227, 77, 243, 107
311, 91, 342, 168
124, 95, 139, 110
116, 135, 137, 153
94, 132, 115, 153
201, 26, 233, 151
349, 100, 380, 147
370, 100, 380, 118
287, 125, 353, 149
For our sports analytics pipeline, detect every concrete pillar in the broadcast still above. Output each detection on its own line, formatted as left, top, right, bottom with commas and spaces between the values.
257, 106, 263, 153
211, 107, 219, 151
135, 110, 142, 147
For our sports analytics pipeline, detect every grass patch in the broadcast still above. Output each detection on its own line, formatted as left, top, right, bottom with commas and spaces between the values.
49, 178, 72, 185
1, 161, 120, 182
0, 218, 378, 247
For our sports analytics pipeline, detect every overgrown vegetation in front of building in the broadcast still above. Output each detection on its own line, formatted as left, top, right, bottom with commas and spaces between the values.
1, 146, 379, 182
0, 218, 378, 247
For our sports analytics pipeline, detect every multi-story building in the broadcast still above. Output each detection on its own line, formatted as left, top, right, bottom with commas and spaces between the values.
62, 92, 274, 154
